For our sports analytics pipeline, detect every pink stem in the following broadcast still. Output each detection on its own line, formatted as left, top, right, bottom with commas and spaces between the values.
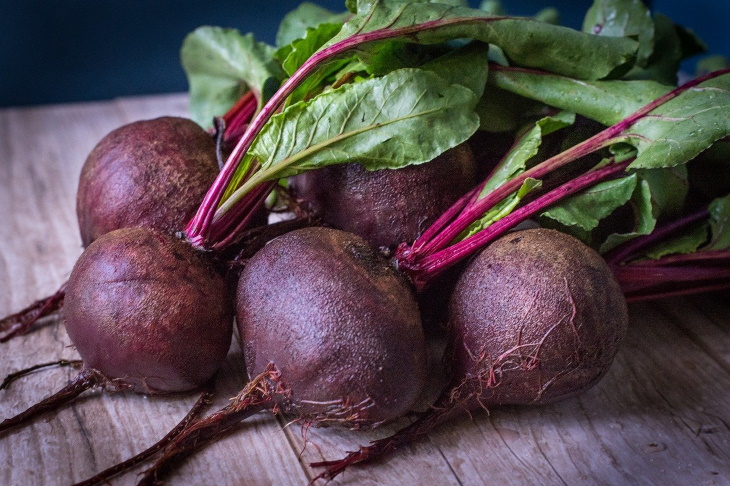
403, 160, 632, 289
624, 281, 730, 303
626, 249, 730, 267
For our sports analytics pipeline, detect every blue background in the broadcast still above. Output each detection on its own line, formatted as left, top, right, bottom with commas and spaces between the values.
1, 1, 728, 107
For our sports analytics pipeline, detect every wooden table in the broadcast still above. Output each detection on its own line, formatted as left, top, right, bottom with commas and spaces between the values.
1, 94, 729, 486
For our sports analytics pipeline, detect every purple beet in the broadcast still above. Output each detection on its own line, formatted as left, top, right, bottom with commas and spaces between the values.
289, 143, 477, 249
0, 226, 233, 433
76, 116, 221, 247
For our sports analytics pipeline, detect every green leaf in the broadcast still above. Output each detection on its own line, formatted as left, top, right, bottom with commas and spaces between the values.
696, 55, 730, 77
583, 0, 654, 68
541, 174, 637, 232
462, 178, 542, 240
626, 13, 699, 85
480, 111, 575, 196
181, 27, 284, 128
475, 85, 543, 132
246, 68, 480, 181
707, 194, 730, 250
489, 67, 670, 126
534, 8, 560, 25
644, 224, 708, 259
600, 178, 657, 253
356, 42, 450, 77
627, 73, 730, 169
276, 23, 345, 76
541, 166, 687, 248
419, 42, 490, 99
326, 0, 638, 81
479, 1, 504, 15
636, 164, 688, 220
275, 2, 349, 47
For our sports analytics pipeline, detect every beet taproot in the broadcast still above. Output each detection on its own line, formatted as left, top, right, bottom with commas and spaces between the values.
0, 227, 233, 435
64, 226, 233, 394
237, 226, 427, 427
447, 227, 628, 406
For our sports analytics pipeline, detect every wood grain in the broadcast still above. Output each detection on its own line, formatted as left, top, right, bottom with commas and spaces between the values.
1, 95, 728, 486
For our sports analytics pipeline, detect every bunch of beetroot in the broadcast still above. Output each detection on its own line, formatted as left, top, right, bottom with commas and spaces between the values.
3, 0, 730, 485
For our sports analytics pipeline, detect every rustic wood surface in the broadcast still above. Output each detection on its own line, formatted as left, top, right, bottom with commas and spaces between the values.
1, 94, 729, 486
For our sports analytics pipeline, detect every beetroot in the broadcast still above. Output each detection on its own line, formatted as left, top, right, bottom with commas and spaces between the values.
238, 226, 427, 426
311, 228, 629, 481
290, 143, 477, 249
0, 227, 233, 433
446, 228, 628, 406
76, 116, 220, 247
64, 226, 233, 393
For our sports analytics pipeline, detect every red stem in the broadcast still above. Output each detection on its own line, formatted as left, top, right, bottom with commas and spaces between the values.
401, 160, 632, 289
223, 90, 258, 144
604, 208, 711, 265
626, 249, 730, 267
624, 280, 730, 303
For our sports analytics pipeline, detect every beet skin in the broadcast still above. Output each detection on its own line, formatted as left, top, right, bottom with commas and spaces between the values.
63, 227, 233, 394
236, 227, 427, 428
76, 116, 219, 247
447, 228, 629, 406
290, 143, 477, 249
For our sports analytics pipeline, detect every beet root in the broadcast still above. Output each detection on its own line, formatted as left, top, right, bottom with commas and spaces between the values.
447, 228, 628, 406
237, 226, 428, 427
289, 143, 477, 249
76, 116, 220, 247
63, 226, 233, 394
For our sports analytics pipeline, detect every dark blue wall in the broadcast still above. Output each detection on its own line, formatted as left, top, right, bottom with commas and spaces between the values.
1, 1, 727, 107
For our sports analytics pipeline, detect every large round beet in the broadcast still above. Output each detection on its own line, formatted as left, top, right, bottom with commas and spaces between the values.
63, 227, 233, 394
289, 143, 477, 249
76, 116, 219, 247
236, 227, 427, 428
448, 228, 628, 406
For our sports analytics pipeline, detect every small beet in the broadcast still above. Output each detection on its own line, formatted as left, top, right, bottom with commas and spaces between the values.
0, 226, 234, 436
76, 116, 220, 247
290, 143, 477, 249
